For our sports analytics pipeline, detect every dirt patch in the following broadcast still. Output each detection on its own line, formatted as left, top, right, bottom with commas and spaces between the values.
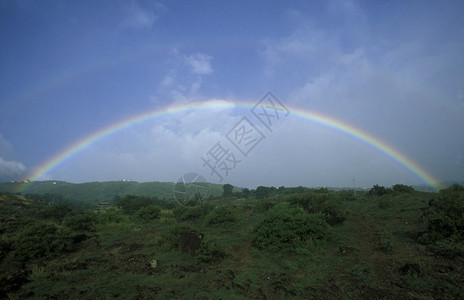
178, 231, 203, 255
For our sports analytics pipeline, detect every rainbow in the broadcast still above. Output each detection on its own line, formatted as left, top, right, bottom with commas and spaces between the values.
17, 100, 443, 192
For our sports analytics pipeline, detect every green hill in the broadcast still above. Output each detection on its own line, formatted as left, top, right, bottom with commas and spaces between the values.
0, 180, 225, 204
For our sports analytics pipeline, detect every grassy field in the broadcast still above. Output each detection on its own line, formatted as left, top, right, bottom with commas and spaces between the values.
1, 186, 463, 299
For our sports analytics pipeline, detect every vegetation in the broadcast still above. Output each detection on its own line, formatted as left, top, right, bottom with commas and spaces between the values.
253, 202, 333, 251
205, 205, 238, 225
419, 184, 464, 245
1, 183, 464, 298
222, 183, 234, 197
0, 180, 226, 206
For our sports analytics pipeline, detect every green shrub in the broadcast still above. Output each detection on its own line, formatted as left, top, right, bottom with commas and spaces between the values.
254, 199, 276, 212
252, 202, 333, 252
157, 224, 193, 250
392, 184, 415, 193
116, 195, 156, 214
173, 204, 214, 221
13, 222, 74, 263
64, 212, 97, 232
336, 190, 356, 201
434, 239, 464, 258
379, 229, 395, 253
420, 184, 464, 244
288, 193, 347, 225
97, 208, 126, 224
135, 205, 161, 221
0, 239, 12, 261
172, 205, 188, 219
368, 184, 392, 196
195, 235, 226, 263
205, 206, 237, 225
378, 198, 394, 209
36, 203, 73, 222
287, 192, 329, 212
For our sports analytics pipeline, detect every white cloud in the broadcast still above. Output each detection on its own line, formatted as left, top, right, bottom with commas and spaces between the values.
49, 99, 239, 183
256, 2, 464, 187
123, 2, 163, 29
184, 53, 213, 75
0, 157, 26, 181
0, 135, 26, 181
155, 51, 214, 104
40, 91, 462, 188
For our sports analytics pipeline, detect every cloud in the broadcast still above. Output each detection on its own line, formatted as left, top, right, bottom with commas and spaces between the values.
256, 2, 464, 186
47, 99, 239, 183
37, 89, 462, 188
0, 135, 26, 181
184, 53, 213, 75
41, 93, 428, 188
0, 157, 26, 182
154, 51, 214, 104
122, 2, 164, 29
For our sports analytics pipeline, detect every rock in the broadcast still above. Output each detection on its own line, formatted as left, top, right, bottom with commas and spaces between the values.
398, 263, 423, 277
178, 231, 203, 255
149, 259, 158, 269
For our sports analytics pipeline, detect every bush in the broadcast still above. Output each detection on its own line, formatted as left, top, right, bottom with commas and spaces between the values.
420, 184, 464, 244
135, 205, 161, 221
13, 222, 74, 263
116, 195, 157, 214
379, 229, 395, 253
64, 212, 97, 232
172, 205, 188, 219
97, 208, 126, 224
195, 235, 226, 263
36, 203, 73, 222
157, 224, 193, 250
378, 198, 395, 209
254, 199, 276, 212
253, 202, 333, 252
287, 192, 326, 211
336, 190, 356, 201
368, 185, 392, 196
173, 204, 214, 222
205, 206, 237, 225
287, 193, 347, 225
392, 184, 415, 193
0, 239, 12, 262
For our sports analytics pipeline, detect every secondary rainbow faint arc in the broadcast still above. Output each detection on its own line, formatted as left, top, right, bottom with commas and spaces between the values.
18, 101, 442, 192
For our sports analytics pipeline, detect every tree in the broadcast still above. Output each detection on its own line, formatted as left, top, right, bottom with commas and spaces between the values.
256, 186, 271, 199
368, 184, 391, 196
117, 195, 155, 214
135, 205, 162, 221
222, 184, 233, 197
392, 184, 415, 193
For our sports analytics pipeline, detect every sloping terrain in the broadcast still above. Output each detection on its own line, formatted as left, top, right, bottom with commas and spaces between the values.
1, 187, 463, 299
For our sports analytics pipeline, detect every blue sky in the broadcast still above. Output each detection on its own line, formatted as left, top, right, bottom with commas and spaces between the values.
1, 0, 463, 188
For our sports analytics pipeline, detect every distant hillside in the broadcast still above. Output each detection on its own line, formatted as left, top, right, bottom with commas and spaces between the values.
0, 180, 225, 204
